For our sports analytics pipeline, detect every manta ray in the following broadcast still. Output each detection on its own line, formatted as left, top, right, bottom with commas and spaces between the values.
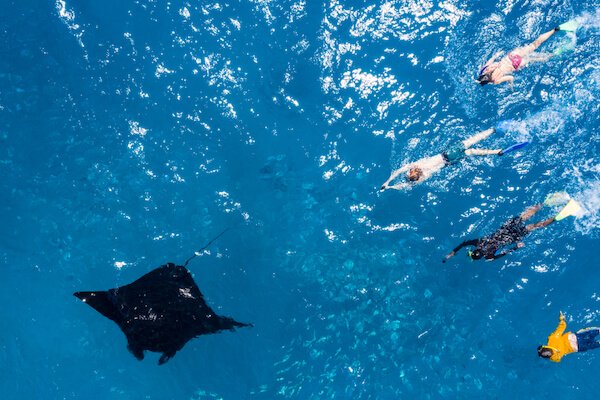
75, 262, 251, 365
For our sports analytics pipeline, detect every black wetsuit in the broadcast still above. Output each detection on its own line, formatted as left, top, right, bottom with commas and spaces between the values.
452, 216, 529, 260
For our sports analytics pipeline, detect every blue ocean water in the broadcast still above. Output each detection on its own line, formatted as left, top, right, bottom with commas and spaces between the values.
1, 0, 599, 398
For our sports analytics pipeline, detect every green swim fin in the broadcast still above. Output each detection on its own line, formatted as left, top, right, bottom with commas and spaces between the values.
555, 199, 582, 221
554, 38, 576, 56
558, 20, 578, 32
544, 192, 571, 207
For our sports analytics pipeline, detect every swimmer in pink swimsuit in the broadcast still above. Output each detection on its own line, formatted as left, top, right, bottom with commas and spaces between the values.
477, 26, 562, 86
508, 52, 523, 70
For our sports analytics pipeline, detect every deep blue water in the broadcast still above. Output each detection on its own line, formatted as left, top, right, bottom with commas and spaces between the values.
1, 0, 599, 398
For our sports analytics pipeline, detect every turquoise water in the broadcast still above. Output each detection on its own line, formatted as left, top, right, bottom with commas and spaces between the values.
1, 0, 599, 398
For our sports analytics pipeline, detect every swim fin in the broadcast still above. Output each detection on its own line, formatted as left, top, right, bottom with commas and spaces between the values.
555, 199, 582, 221
553, 37, 576, 56
500, 141, 529, 155
544, 191, 571, 207
558, 20, 578, 32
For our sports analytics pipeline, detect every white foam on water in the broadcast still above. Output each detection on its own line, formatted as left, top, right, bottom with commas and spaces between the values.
574, 180, 600, 235
576, 9, 600, 30
55, 0, 86, 51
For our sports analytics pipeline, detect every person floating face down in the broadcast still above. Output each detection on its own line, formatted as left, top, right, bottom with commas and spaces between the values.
443, 203, 554, 262
477, 25, 563, 86
381, 128, 502, 191
538, 312, 600, 362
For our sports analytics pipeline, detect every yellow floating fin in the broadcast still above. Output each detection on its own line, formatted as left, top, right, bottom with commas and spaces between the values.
555, 199, 582, 221
544, 192, 571, 207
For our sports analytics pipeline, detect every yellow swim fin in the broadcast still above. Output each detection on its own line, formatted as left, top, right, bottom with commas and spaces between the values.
555, 199, 582, 221
544, 192, 571, 207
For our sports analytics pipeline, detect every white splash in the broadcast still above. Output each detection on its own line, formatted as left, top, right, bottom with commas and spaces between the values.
574, 181, 600, 235
55, 0, 85, 49
129, 121, 148, 137
576, 9, 600, 30
155, 64, 174, 78
179, 7, 191, 19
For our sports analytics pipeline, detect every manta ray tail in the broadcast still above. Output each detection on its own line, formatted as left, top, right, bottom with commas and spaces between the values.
183, 228, 230, 267
218, 316, 253, 331
74, 291, 122, 324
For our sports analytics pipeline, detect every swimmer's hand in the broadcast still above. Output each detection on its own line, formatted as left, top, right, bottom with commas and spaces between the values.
442, 251, 455, 263
381, 182, 409, 191
560, 311, 566, 321
497, 150, 504, 156
516, 242, 525, 248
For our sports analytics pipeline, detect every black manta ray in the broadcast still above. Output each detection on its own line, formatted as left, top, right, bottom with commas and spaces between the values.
74, 232, 251, 365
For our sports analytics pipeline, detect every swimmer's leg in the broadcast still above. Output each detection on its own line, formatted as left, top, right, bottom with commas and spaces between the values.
576, 327, 600, 339
575, 328, 600, 352
521, 52, 554, 68
520, 204, 543, 221
462, 128, 495, 148
465, 148, 501, 156
515, 29, 557, 60
525, 52, 553, 63
526, 217, 555, 232
524, 199, 563, 230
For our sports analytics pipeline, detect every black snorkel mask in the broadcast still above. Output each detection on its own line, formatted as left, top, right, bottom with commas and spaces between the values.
467, 249, 483, 260
537, 345, 557, 358
477, 66, 492, 86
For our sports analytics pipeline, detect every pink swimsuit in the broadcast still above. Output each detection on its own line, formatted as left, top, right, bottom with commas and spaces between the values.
508, 52, 522, 70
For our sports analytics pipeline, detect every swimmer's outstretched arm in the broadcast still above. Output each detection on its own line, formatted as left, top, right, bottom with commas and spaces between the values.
442, 239, 479, 262
381, 167, 434, 190
386, 182, 411, 191
489, 242, 526, 260
484, 51, 503, 67
381, 164, 411, 190
489, 246, 517, 260
550, 313, 567, 338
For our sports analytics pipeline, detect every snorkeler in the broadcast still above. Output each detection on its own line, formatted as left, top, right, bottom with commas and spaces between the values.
443, 193, 581, 262
381, 127, 523, 191
477, 20, 578, 86
538, 312, 600, 363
